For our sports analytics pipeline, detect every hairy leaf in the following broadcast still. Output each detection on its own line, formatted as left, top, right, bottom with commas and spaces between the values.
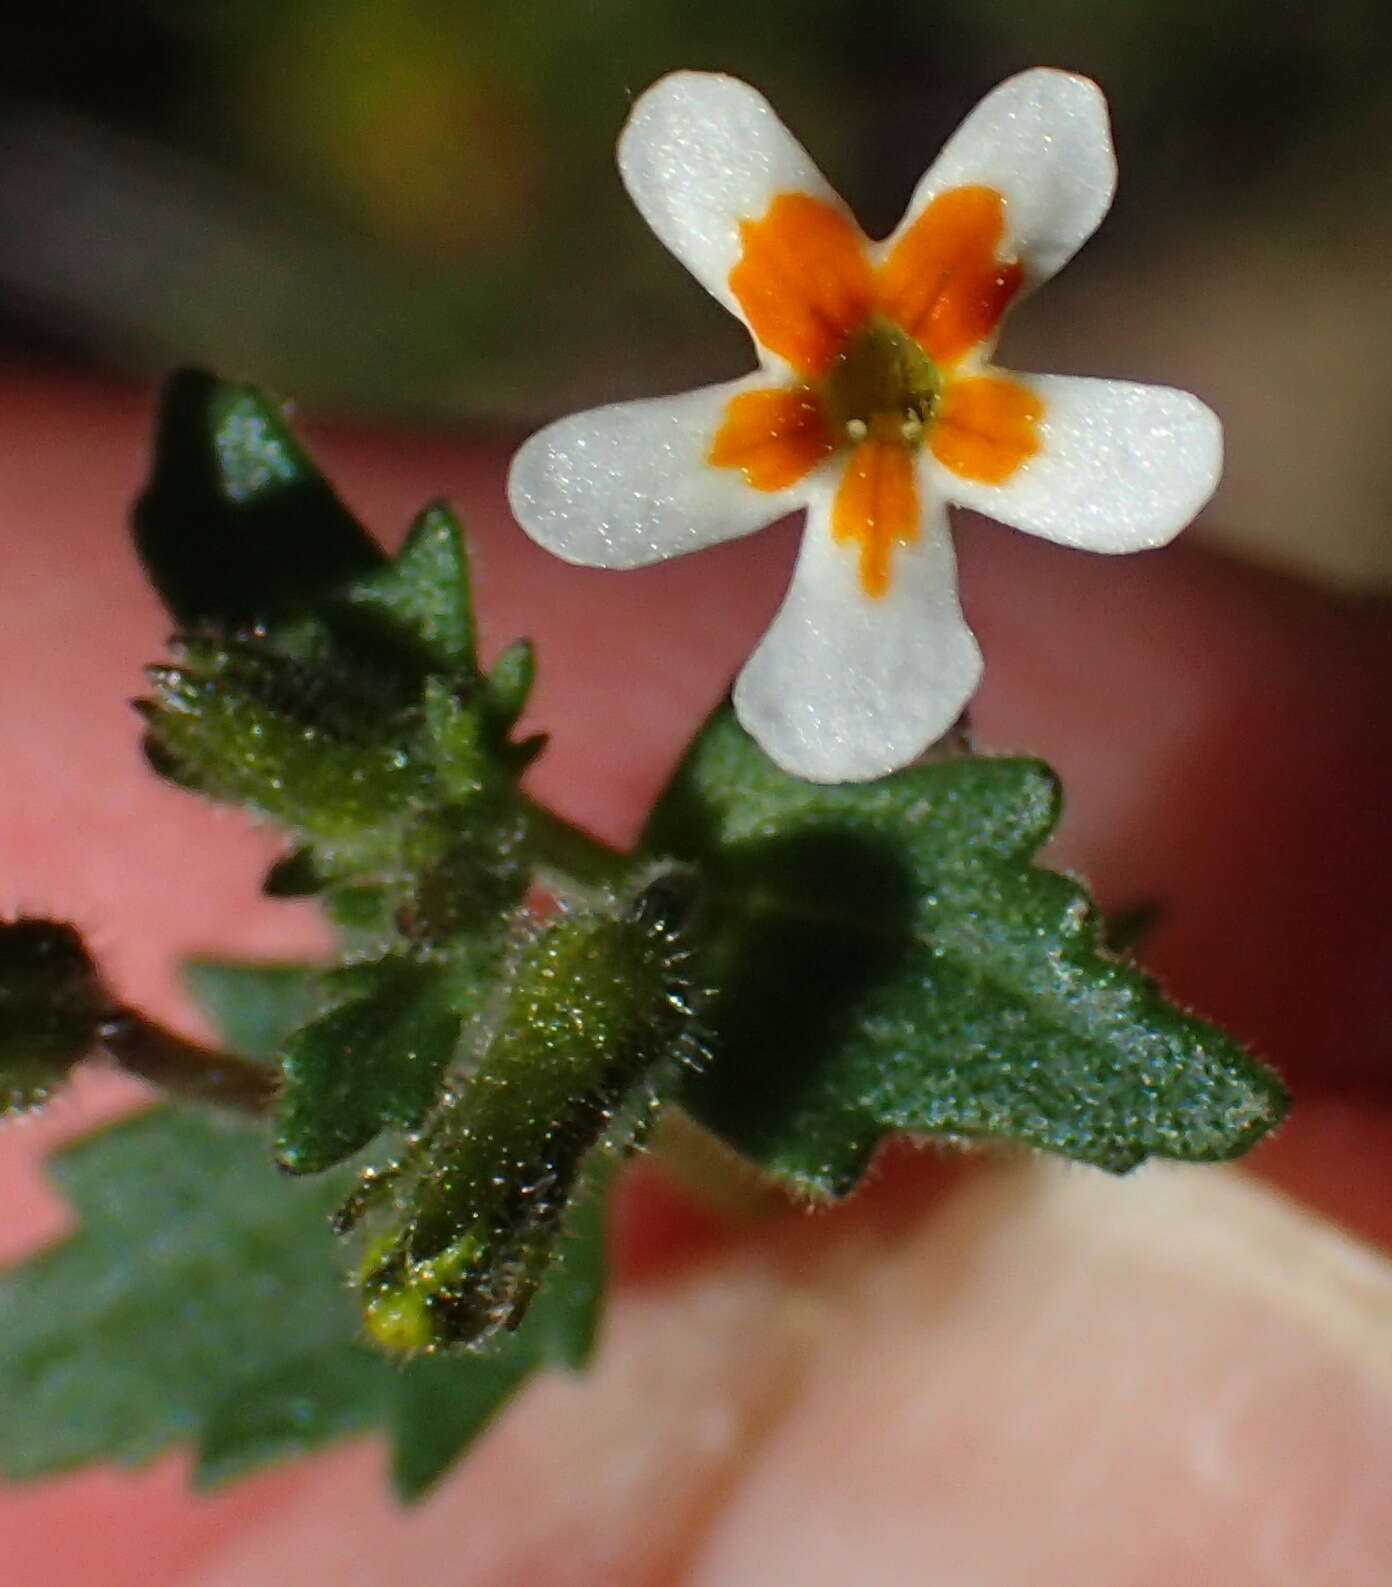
275, 956, 465, 1174
0, 1107, 610, 1500
646, 709, 1288, 1193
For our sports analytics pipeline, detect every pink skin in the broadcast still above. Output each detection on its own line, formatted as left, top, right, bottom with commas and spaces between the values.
0, 374, 1389, 1585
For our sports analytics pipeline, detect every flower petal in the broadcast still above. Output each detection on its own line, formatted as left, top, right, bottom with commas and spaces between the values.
708, 384, 838, 492
734, 478, 982, 783
831, 438, 921, 600
930, 372, 1043, 485
508, 377, 802, 570
878, 186, 1024, 366
938, 375, 1222, 552
728, 193, 874, 377
886, 69, 1115, 293
618, 71, 842, 327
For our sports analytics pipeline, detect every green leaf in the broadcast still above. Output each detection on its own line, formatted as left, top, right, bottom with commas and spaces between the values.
134, 369, 381, 631
183, 958, 320, 1060
196, 1345, 392, 1488
645, 708, 1288, 1193
0, 1109, 364, 1478
0, 1107, 612, 1499
134, 384, 536, 971
334, 501, 479, 681
275, 956, 467, 1174
0, 920, 106, 1114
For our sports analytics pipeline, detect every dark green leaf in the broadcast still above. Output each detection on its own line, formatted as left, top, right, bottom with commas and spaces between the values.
0, 1107, 612, 1498
134, 369, 381, 631
0, 920, 106, 1115
275, 956, 467, 1174
196, 1345, 392, 1488
389, 1351, 532, 1502
0, 1109, 363, 1478
645, 709, 1288, 1193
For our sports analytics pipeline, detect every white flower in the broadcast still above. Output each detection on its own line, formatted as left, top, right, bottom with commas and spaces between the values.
508, 68, 1222, 783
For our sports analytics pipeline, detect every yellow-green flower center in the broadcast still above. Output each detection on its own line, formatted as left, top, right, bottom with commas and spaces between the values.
819, 316, 942, 448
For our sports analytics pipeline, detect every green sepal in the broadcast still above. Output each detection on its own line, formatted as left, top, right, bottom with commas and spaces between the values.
0, 920, 106, 1115
133, 380, 541, 991
275, 955, 469, 1174
133, 369, 381, 632
323, 884, 398, 938
422, 676, 490, 799
644, 708, 1288, 1193
484, 637, 536, 727
259, 854, 397, 948
0, 1106, 612, 1500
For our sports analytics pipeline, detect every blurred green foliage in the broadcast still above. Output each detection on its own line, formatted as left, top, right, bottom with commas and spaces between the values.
1, 0, 1387, 420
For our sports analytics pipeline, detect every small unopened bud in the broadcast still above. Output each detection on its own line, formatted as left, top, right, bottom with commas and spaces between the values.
354, 867, 701, 1353
0, 919, 105, 1114
141, 638, 427, 846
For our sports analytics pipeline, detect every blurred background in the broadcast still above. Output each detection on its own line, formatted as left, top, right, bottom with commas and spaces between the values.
0, 0, 1388, 585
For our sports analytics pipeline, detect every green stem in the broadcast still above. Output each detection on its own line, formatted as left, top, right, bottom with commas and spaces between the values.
523, 799, 633, 895
99, 1009, 277, 1115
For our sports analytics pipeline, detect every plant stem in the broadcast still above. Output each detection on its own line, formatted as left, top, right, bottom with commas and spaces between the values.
523, 799, 632, 895
99, 1009, 276, 1115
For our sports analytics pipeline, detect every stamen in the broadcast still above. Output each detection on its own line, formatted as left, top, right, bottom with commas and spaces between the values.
818, 316, 941, 457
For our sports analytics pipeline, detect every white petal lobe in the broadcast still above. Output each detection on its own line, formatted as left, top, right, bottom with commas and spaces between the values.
890, 68, 1115, 289
507, 378, 801, 570
618, 71, 841, 320
941, 375, 1223, 552
734, 480, 982, 783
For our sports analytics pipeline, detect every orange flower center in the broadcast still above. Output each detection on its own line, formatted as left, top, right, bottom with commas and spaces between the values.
709, 184, 1046, 599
